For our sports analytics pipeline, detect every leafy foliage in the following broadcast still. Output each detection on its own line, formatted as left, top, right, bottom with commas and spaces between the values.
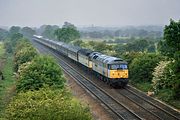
152, 61, 171, 92
5, 87, 92, 120
16, 55, 65, 92
4, 40, 13, 53
0, 28, 8, 41
120, 52, 142, 64
54, 22, 80, 43
41, 25, 59, 39
8, 26, 21, 37
155, 19, 180, 101
72, 39, 84, 47
125, 39, 149, 52
158, 19, 180, 60
93, 42, 107, 52
10, 33, 23, 47
129, 53, 164, 83
20, 27, 36, 37
14, 40, 38, 72
153, 61, 180, 99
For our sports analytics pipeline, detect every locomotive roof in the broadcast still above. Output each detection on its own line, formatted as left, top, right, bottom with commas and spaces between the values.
78, 49, 93, 56
92, 53, 126, 64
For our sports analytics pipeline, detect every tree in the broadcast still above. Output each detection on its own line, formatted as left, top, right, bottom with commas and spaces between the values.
93, 42, 107, 52
54, 22, 80, 43
41, 25, 59, 39
9, 26, 21, 37
0, 28, 8, 41
125, 39, 149, 52
16, 55, 65, 92
10, 33, 23, 47
162, 19, 180, 60
129, 53, 164, 83
147, 45, 156, 53
62, 21, 76, 28
114, 44, 126, 54
4, 41, 13, 53
20, 27, 36, 37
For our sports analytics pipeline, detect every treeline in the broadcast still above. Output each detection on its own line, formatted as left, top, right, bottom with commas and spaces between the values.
80, 26, 162, 39
0, 23, 163, 46
1, 30, 92, 119
0, 26, 35, 42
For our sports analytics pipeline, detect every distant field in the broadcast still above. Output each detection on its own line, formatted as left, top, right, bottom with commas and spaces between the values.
81, 38, 106, 42
81, 36, 132, 42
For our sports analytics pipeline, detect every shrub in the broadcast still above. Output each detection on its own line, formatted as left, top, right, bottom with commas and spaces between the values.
14, 46, 38, 71
121, 52, 142, 64
4, 41, 13, 53
16, 55, 65, 92
152, 61, 170, 92
5, 87, 92, 120
129, 53, 164, 83
14, 40, 38, 71
152, 60, 180, 100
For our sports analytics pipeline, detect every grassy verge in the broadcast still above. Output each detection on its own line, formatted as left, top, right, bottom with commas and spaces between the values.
0, 52, 16, 117
131, 82, 152, 92
0, 42, 5, 58
156, 89, 180, 109
130, 81, 180, 110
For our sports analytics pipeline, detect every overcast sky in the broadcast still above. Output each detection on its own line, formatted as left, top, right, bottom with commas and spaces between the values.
0, 0, 179, 27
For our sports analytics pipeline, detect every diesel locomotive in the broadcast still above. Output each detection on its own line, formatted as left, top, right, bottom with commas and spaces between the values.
33, 35, 128, 87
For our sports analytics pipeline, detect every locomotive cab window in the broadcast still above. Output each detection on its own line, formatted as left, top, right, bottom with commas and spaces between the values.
109, 64, 127, 70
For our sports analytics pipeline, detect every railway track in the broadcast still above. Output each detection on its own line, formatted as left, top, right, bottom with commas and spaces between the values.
120, 86, 180, 120
33, 41, 142, 120
32, 40, 180, 120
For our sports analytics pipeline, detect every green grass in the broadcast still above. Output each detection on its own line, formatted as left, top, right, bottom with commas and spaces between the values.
156, 89, 180, 109
131, 81, 180, 110
0, 55, 16, 117
81, 38, 106, 42
130, 81, 152, 92
168, 99, 180, 110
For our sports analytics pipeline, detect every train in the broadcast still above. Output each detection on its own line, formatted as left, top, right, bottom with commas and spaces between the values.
32, 35, 129, 87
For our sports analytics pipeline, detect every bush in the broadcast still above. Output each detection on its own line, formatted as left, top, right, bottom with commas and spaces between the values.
4, 41, 13, 53
156, 88, 175, 102
16, 55, 65, 92
14, 40, 37, 71
152, 60, 180, 100
121, 52, 142, 64
129, 53, 164, 83
153, 60, 180, 99
5, 87, 92, 120
152, 61, 170, 92
14, 46, 38, 71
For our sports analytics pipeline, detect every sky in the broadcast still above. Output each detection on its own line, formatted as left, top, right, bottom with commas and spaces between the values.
0, 0, 179, 27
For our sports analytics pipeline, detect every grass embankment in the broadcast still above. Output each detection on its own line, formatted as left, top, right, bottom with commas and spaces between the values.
0, 43, 15, 117
0, 42, 5, 58
131, 82, 180, 110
